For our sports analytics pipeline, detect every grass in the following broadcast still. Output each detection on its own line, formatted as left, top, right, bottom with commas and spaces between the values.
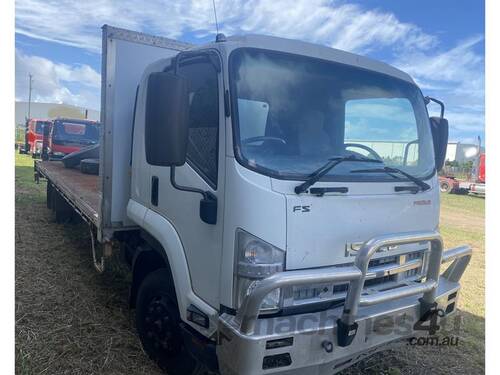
15, 153, 163, 375
15, 153, 484, 374
440, 192, 485, 217
15, 153, 45, 204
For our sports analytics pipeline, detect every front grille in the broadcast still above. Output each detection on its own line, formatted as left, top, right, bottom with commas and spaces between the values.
283, 247, 429, 308
369, 256, 398, 267
364, 274, 396, 287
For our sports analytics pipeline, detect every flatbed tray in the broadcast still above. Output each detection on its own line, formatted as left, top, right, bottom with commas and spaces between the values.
36, 160, 101, 226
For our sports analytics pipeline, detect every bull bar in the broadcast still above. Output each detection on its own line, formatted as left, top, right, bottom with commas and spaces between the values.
231, 230, 471, 338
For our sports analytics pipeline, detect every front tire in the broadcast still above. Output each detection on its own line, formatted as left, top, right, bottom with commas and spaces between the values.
136, 269, 198, 374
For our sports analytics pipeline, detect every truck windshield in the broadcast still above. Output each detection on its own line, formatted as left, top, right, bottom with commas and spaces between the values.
53, 120, 100, 145
229, 48, 435, 182
35, 121, 51, 134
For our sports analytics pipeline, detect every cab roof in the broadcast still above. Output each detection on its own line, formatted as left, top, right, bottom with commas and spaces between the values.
29, 118, 51, 122
194, 34, 415, 84
54, 117, 100, 124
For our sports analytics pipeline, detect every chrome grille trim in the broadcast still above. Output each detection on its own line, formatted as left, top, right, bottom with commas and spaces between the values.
365, 257, 423, 280
284, 247, 429, 308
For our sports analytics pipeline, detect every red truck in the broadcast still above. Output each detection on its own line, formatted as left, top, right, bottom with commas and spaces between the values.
468, 153, 485, 195
439, 152, 485, 196
19, 118, 52, 157
48, 118, 100, 159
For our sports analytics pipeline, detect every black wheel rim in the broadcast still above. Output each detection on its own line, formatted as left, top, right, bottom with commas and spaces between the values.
143, 295, 179, 355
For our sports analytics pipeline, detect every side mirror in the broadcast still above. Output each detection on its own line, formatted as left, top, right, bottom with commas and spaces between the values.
429, 117, 448, 171
145, 72, 189, 166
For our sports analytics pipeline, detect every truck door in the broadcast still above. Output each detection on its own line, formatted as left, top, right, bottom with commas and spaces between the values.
148, 52, 224, 308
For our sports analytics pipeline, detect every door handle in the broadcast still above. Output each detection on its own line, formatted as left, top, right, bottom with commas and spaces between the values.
151, 176, 159, 206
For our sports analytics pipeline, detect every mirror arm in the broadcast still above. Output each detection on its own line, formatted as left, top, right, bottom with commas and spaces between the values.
170, 167, 218, 225
424, 96, 445, 119
403, 139, 419, 166
170, 166, 209, 200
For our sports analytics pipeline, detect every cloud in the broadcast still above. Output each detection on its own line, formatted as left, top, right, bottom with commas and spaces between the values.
394, 36, 484, 92
444, 110, 485, 133
14, 0, 483, 141
393, 36, 484, 139
15, 0, 435, 54
15, 49, 100, 109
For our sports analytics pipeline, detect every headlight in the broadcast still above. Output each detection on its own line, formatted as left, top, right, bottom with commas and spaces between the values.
234, 229, 285, 313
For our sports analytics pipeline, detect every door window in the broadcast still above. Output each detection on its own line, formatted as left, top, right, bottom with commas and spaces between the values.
178, 57, 220, 188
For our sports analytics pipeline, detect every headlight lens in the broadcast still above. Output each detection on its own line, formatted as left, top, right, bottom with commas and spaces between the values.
234, 229, 285, 312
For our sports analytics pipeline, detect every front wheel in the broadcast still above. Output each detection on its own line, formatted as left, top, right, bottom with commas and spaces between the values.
136, 269, 199, 374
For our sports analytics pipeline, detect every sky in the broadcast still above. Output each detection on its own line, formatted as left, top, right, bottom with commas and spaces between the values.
14, 0, 485, 143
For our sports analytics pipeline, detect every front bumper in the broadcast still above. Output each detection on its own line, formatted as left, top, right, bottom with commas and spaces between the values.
34, 141, 43, 154
217, 231, 471, 375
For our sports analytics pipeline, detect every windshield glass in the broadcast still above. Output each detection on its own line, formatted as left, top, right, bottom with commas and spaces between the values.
35, 121, 51, 134
229, 48, 435, 182
53, 120, 100, 145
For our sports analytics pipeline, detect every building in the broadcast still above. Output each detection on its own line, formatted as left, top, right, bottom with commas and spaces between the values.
15, 101, 100, 126
445, 142, 485, 164
346, 140, 484, 165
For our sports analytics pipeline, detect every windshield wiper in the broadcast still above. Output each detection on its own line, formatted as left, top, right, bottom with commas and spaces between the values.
351, 166, 430, 191
294, 155, 383, 194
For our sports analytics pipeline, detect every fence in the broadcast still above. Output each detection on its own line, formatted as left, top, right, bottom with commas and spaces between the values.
441, 165, 474, 180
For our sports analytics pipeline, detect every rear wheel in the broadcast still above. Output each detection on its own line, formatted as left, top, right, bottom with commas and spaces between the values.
136, 269, 199, 374
439, 180, 452, 193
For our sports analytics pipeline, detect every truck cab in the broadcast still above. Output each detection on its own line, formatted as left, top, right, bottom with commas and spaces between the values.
35, 27, 471, 375
127, 34, 469, 374
48, 118, 100, 159
26, 118, 51, 157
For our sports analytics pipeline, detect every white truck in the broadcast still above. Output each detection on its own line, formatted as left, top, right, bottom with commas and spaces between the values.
34, 25, 472, 374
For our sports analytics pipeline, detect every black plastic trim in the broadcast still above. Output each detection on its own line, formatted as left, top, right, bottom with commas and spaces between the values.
224, 89, 231, 117
309, 187, 348, 196
262, 353, 292, 370
180, 322, 219, 371
220, 299, 346, 319
336, 319, 358, 347
187, 304, 210, 328
395, 186, 420, 194
130, 85, 139, 166
151, 176, 159, 206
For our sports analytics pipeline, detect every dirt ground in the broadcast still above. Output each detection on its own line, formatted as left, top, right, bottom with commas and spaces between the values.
15, 154, 484, 374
